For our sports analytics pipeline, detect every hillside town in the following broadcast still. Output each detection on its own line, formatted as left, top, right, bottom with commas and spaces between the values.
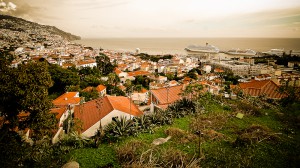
1, 5, 300, 168
1, 14, 300, 140
3, 28, 300, 143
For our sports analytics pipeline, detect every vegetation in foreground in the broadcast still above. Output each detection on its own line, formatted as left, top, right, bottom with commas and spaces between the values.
2, 92, 298, 168
1, 49, 299, 167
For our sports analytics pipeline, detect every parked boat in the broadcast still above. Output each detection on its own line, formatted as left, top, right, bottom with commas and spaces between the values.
226, 49, 256, 56
263, 49, 284, 56
185, 43, 219, 53
291, 50, 300, 56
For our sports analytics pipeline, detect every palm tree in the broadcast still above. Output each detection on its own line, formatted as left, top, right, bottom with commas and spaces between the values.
108, 73, 120, 94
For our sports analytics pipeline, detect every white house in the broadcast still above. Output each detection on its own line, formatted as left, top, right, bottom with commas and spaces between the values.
157, 76, 168, 84
74, 96, 143, 138
203, 65, 212, 73
76, 60, 97, 69
114, 68, 128, 78
130, 88, 149, 104
96, 84, 107, 97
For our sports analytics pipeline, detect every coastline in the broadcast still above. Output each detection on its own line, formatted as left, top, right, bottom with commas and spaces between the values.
75, 38, 300, 55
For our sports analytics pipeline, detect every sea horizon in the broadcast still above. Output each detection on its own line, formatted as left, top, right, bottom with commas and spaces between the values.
75, 37, 300, 55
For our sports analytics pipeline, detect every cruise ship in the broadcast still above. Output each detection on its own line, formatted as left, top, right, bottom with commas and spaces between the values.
263, 49, 285, 56
185, 43, 219, 54
226, 49, 256, 56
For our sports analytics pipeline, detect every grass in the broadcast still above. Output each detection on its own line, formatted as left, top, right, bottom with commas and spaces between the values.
66, 97, 300, 167
66, 144, 120, 168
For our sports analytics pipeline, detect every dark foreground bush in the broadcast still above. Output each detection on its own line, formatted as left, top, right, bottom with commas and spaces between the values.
66, 145, 120, 168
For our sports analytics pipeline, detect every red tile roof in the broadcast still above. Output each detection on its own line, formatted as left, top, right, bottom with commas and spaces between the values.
62, 63, 75, 69
238, 80, 285, 99
118, 85, 126, 91
114, 68, 122, 75
50, 107, 67, 119
74, 96, 143, 132
151, 85, 183, 105
141, 88, 148, 93
214, 68, 224, 73
77, 60, 96, 65
169, 80, 178, 85
96, 84, 106, 92
127, 70, 151, 77
53, 92, 81, 107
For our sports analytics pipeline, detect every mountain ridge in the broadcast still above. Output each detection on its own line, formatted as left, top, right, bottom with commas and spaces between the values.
0, 14, 81, 42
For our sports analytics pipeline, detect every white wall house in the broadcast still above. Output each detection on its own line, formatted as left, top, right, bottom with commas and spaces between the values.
74, 96, 143, 138
81, 110, 133, 137
76, 60, 97, 69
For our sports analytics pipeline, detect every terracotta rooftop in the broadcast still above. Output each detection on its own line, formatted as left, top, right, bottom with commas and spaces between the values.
77, 60, 96, 65
52, 92, 81, 107
238, 80, 285, 99
141, 88, 148, 93
169, 80, 178, 85
74, 96, 143, 132
50, 107, 67, 120
118, 64, 128, 70
127, 70, 151, 77
96, 84, 106, 92
118, 85, 126, 91
214, 68, 224, 73
114, 68, 122, 75
151, 85, 184, 105
62, 63, 75, 69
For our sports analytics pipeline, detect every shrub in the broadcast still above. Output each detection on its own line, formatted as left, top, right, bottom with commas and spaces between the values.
236, 101, 262, 116
189, 112, 229, 133
117, 140, 148, 164
165, 127, 197, 144
202, 129, 225, 141
164, 127, 186, 139
233, 124, 279, 147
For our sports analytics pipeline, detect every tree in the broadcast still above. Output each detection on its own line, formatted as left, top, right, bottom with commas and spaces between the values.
107, 73, 121, 95
124, 79, 132, 88
224, 71, 240, 85
0, 61, 56, 139
186, 69, 198, 80
134, 84, 143, 92
48, 64, 80, 95
106, 84, 125, 96
182, 83, 203, 100
133, 75, 151, 90
80, 88, 99, 101
80, 75, 101, 88
166, 73, 175, 81
96, 53, 115, 75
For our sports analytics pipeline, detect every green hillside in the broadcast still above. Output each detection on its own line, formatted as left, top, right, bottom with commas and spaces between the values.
62, 94, 300, 168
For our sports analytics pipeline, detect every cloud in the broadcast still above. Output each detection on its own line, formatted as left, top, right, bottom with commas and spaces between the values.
63, 0, 133, 10
0, 0, 52, 22
0, 1, 16, 13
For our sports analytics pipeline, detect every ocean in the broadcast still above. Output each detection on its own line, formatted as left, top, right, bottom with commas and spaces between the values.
75, 38, 300, 55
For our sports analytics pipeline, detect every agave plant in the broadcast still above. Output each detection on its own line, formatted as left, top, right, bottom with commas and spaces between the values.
167, 98, 196, 118
104, 116, 136, 141
133, 115, 154, 133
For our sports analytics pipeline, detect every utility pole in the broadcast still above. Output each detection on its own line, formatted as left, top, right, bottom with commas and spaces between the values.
166, 84, 170, 104
67, 104, 71, 134
130, 86, 133, 117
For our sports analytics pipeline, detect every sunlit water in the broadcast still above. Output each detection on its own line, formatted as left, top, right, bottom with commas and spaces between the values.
75, 38, 300, 55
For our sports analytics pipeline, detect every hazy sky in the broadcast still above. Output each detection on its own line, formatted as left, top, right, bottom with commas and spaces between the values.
1, 0, 300, 38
